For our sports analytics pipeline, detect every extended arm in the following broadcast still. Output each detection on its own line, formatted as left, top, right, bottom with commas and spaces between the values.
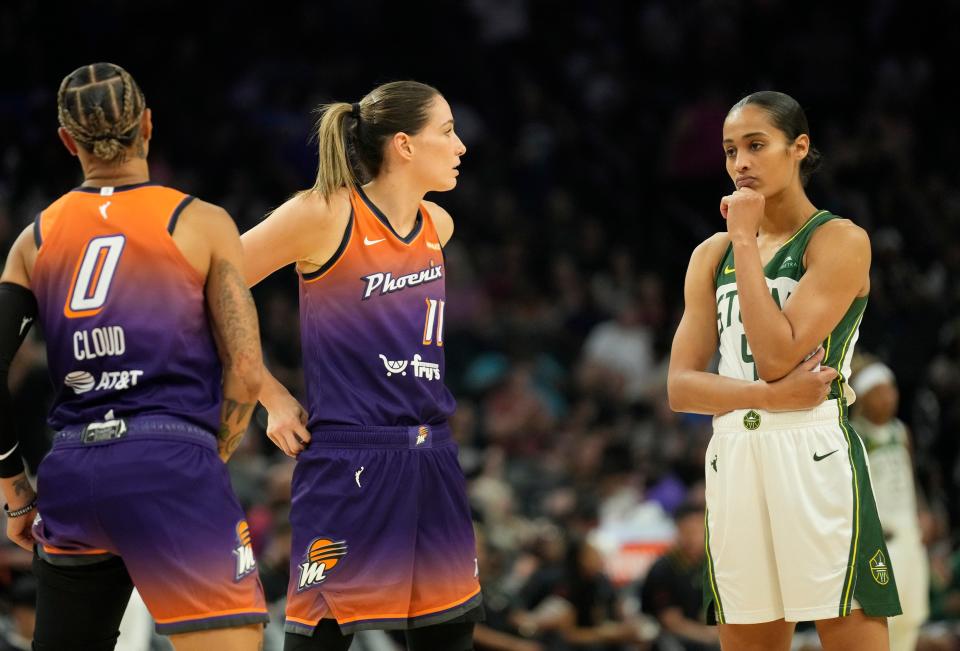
240, 191, 349, 456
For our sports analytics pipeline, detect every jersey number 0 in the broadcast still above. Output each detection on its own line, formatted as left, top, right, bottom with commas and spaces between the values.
64, 235, 126, 318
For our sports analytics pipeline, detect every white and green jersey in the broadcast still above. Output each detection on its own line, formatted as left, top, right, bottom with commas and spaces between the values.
714, 210, 867, 401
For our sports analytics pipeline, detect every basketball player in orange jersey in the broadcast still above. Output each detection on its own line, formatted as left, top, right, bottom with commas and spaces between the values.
0, 63, 268, 650
241, 82, 482, 650
668, 91, 900, 650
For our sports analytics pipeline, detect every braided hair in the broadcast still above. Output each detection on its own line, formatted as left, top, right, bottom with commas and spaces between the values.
57, 63, 146, 164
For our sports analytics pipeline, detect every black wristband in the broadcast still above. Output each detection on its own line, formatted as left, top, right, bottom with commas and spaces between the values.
3, 499, 36, 518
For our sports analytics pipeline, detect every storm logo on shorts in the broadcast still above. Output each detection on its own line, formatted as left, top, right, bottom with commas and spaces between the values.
298, 538, 348, 591
233, 520, 257, 580
869, 549, 890, 586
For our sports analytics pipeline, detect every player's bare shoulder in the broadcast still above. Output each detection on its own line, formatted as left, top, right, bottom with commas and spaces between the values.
690, 232, 732, 276
1, 224, 39, 286
281, 187, 352, 231
808, 217, 870, 257
167, 198, 240, 280
422, 200, 454, 246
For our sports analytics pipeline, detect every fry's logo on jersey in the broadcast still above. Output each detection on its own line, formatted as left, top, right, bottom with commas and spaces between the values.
298, 538, 348, 591
233, 521, 257, 580
361, 261, 442, 300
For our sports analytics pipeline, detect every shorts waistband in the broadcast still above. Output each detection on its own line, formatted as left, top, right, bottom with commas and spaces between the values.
308, 423, 451, 449
52, 415, 216, 450
713, 400, 845, 434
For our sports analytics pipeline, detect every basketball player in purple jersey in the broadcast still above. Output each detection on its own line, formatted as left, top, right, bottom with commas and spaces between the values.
241, 81, 482, 650
0, 63, 267, 650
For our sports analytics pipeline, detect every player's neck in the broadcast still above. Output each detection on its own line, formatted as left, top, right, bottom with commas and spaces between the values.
759, 185, 817, 239
79, 157, 150, 189
362, 177, 424, 238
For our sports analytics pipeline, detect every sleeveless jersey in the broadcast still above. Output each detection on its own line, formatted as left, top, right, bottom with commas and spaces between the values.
298, 186, 455, 431
714, 210, 867, 401
31, 182, 222, 432
851, 416, 920, 537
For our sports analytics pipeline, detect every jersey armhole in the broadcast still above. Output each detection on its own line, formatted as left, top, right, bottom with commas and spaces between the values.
167, 196, 196, 234
33, 212, 43, 248
714, 242, 733, 286
302, 207, 354, 282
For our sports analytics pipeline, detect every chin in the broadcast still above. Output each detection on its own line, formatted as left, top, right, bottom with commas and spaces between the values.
432, 178, 457, 192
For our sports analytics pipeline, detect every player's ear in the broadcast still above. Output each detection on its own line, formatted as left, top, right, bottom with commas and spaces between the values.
141, 108, 153, 143
792, 134, 809, 161
58, 127, 80, 157
391, 132, 415, 162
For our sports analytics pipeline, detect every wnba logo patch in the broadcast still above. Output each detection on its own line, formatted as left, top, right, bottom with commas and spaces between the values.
233, 521, 257, 580
869, 549, 890, 586
298, 538, 348, 591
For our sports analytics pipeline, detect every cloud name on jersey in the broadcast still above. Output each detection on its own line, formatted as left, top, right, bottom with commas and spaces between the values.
361, 261, 442, 300
73, 326, 126, 360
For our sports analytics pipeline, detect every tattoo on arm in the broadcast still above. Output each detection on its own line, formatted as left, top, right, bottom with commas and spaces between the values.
208, 255, 262, 461
12, 476, 32, 498
211, 257, 260, 370
218, 399, 256, 459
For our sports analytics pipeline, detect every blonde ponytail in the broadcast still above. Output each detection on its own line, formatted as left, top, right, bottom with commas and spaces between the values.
310, 102, 358, 200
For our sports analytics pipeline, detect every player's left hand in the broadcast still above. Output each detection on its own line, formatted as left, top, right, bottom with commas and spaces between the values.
720, 187, 765, 240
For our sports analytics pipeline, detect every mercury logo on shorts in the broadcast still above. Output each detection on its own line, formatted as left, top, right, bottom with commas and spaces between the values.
416, 426, 429, 446
298, 538, 348, 591
233, 520, 257, 580
743, 410, 761, 431
869, 549, 890, 585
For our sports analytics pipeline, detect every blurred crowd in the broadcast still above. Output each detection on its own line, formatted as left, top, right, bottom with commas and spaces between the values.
3, 1, 960, 649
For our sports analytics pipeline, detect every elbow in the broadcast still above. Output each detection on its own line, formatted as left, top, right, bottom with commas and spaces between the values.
666, 373, 688, 412
754, 357, 792, 383
224, 353, 264, 399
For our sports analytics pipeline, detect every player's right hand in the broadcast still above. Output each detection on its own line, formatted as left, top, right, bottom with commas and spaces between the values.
6, 505, 37, 552
263, 389, 312, 458
766, 347, 838, 411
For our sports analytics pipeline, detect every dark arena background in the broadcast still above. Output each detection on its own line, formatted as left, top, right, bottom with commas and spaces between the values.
2, 2, 960, 649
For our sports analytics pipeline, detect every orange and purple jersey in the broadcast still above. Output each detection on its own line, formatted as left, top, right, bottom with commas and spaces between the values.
299, 186, 455, 430
30, 182, 221, 432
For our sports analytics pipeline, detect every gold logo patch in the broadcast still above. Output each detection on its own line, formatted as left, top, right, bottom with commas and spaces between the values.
869, 549, 890, 586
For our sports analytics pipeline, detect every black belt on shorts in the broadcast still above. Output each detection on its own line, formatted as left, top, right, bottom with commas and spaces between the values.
53, 415, 216, 449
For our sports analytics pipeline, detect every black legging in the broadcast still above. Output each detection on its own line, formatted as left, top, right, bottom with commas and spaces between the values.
32, 553, 134, 651
284, 619, 476, 651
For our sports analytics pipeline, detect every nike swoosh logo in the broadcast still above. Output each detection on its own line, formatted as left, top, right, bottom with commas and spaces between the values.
426, 241, 442, 251
724, 265, 735, 274
99, 201, 111, 219
0, 442, 19, 460
364, 237, 386, 246
813, 449, 839, 462
20, 317, 33, 336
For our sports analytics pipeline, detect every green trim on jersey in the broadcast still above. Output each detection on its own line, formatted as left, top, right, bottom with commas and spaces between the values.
703, 509, 725, 624
836, 399, 903, 618
715, 210, 867, 395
